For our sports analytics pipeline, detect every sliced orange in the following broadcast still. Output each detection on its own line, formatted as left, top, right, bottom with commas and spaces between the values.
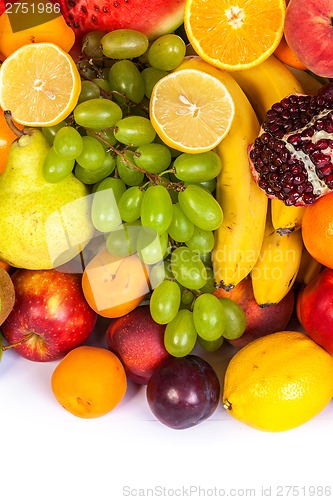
0, 42, 81, 127
149, 69, 235, 153
184, 0, 286, 71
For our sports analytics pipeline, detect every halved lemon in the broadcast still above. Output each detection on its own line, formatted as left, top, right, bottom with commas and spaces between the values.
184, 0, 286, 71
149, 69, 235, 154
0, 42, 81, 127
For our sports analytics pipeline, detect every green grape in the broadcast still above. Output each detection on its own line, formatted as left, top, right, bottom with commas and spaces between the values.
149, 260, 174, 288
114, 116, 156, 147
168, 203, 194, 243
164, 309, 197, 357
96, 176, 126, 198
193, 293, 226, 342
74, 153, 116, 184
106, 221, 141, 257
78, 80, 101, 103
86, 129, 117, 149
74, 98, 123, 131
170, 246, 207, 290
77, 59, 97, 79
218, 297, 247, 340
118, 185, 144, 222
116, 151, 145, 186
154, 133, 182, 158
150, 279, 181, 324
178, 184, 223, 231
42, 147, 75, 183
101, 29, 149, 59
91, 177, 126, 232
199, 266, 215, 294
198, 335, 224, 352
141, 66, 168, 98
42, 121, 67, 145
53, 126, 83, 160
92, 78, 112, 92
140, 184, 173, 234
147, 34, 186, 71
181, 289, 194, 306
136, 227, 169, 265
109, 60, 145, 105
185, 178, 217, 193
185, 225, 215, 255
76, 136, 106, 170
134, 143, 172, 174
82, 31, 105, 58
173, 151, 222, 182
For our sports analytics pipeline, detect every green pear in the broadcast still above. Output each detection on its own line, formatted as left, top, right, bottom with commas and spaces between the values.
0, 128, 94, 269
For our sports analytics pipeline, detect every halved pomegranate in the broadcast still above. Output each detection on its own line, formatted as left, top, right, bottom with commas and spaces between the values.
248, 83, 333, 206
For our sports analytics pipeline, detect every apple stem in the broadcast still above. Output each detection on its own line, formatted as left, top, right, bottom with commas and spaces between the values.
1, 332, 35, 351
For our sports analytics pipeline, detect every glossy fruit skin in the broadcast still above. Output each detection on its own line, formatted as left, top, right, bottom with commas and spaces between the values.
1, 269, 97, 361
214, 278, 295, 349
146, 354, 220, 429
57, 0, 186, 44
106, 305, 172, 384
296, 267, 333, 354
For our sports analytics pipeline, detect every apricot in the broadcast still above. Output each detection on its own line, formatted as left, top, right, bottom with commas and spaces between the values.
82, 249, 150, 318
51, 346, 127, 418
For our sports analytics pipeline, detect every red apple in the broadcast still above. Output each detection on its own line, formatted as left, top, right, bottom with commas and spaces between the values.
296, 267, 333, 353
106, 305, 172, 384
214, 277, 295, 348
2, 269, 97, 361
284, 0, 333, 78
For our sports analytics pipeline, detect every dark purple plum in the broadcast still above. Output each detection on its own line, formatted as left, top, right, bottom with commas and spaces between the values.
146, 354, 220, 429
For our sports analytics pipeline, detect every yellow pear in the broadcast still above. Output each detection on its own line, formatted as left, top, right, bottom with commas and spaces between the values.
0, 128, 94, 269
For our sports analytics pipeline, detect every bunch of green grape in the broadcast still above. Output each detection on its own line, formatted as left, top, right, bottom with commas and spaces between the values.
41, 28, 246, 356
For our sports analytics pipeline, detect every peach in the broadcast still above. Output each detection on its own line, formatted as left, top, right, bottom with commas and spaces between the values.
106, 305, 172, 384
214, 277, 295, 348
284, 0, 333, 78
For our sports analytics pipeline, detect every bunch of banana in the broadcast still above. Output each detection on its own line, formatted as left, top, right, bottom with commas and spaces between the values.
295, 246, 323, 289
232, 54, 309, 235
175, 56, 268, 291
251, 200, 303, 306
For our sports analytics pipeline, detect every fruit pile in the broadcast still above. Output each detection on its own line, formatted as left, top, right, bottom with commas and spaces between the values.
1, 0, 333, 432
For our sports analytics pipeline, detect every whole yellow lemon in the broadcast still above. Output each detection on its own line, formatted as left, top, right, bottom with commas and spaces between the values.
222, 331, 333, 432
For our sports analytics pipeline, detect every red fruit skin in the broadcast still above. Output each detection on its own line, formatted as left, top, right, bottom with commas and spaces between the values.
57, 0, 186, 44
296, 267, 333, 354
106, 305, 172, 385
1, 269, 97, 361
284, 0, 333, 78
214, 277, 295, 349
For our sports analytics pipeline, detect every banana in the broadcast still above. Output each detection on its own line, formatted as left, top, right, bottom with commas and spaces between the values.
251, 200, 303, 306
271, 200, 306, 235
231, 54, 304, 123
286, 66, 324, 95
295, 246, 323, 289
232, 54, 307, 236
175, 56, 268, 291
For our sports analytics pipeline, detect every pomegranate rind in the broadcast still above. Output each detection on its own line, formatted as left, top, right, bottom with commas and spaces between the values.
248, 92, 333, 206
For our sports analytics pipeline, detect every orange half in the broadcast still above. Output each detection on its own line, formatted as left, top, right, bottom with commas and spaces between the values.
184, 0, 286, 71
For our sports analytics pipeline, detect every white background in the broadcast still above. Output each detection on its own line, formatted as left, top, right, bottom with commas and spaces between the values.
2, 317, 333, 500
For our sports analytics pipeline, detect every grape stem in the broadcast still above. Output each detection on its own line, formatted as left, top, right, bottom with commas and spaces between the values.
86, 128, 185, 192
